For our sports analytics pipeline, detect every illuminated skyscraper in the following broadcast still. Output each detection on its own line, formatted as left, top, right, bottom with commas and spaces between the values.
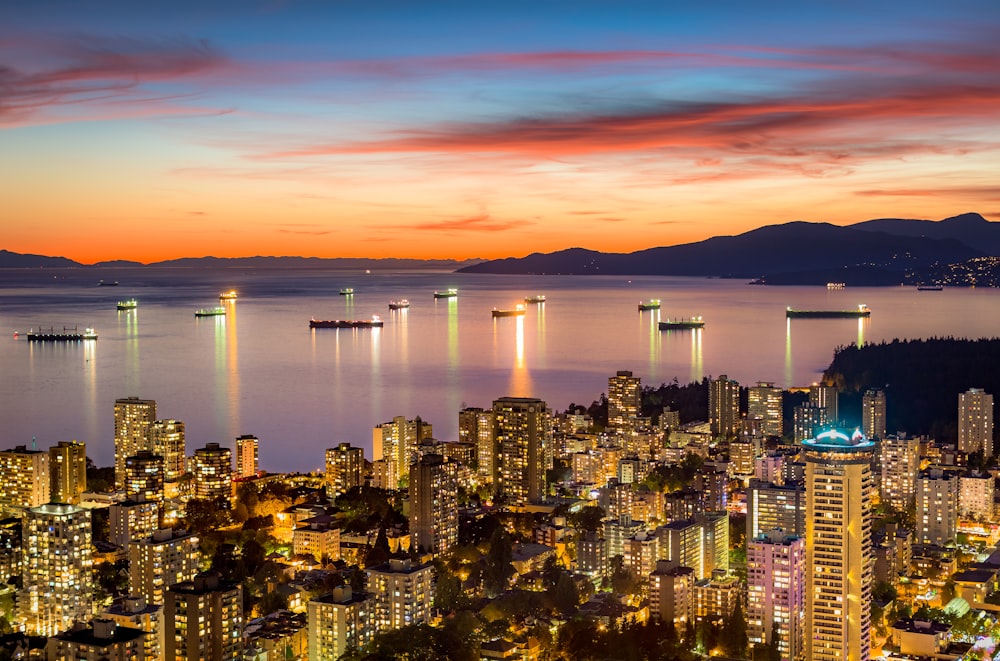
109, 499, 160, 548
0, 445, 50, 516
915, 467, 959, 546
748, 529, 806, 661
150, 419, 186, 483
115, 397, 157, 489
129, 528, 201, 606
493, 397, 551, 505
193, 443, 232, 501
308, 586, 373, 661
366, 558, 434, 632
49, 440, 87, 505
793, 403, 828, 443
459, 407, 496, 484
164, 572, 243, 661
125, 451, 165, 503
410, 453, 458, 554
746, 479, 806, 541
880, 434, 920, 512
372, 416, 433, 489
608, 370, 642, 432
709, 375, 740, 438
958, 388, 994, 457
235, 435, 259, 479
803, 429, 875, 661
18, 503, 93, 636
862, 389, 886, 440
325, 443, 365, 496
809, 384, 839, 426
748, 382, 783, 437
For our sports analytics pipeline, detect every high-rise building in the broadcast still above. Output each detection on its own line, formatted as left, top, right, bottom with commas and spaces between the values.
235, 435, 259, 479
366, 558, 434, 632
748, 529, 806, 661
193, 443, 232, 501
608, 370, 642, 432
150, 419, 186, 484
915, 468, 960, 546
880, 434, 920, 511
48, 619, 147, 661
493, 397, 551, 505
803, 429, 875, 661
959, 472, 994, 521
656, 518, 705, 578
709, 375, 740, 438
746, 479, 806, 541
862, 389, 886, 440
325, 443, 365, 496
164, 572, 243, 661
129, 528, 201, 606
99, 596, 163, 661
308, 586, 373, 661
958, 388, 994, 457
18, 503, 93, 636
0, 518, 21, 585
0, 445, 50, 516
649, 562, 695, 629
459, 407, 496, 484
410, 453, 458, 554
124, 451, 165, 503
372, 416, 433, 489
695, 511, 729, 576
110, 500, 160, 548
792, 403, 828, 443
115, 397, 157, 489
49, 440, 87, 505
748, 382, 783, 437
809, 384, 839, 426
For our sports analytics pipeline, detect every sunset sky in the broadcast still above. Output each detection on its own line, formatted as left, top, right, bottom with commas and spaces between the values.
2, 0, 999, 263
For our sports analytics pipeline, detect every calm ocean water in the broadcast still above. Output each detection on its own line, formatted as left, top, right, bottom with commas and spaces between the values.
1, 268, 998, 472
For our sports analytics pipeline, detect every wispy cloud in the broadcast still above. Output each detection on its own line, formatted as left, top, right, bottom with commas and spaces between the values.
388, 213, 533, 233
856, 187, 1000, 200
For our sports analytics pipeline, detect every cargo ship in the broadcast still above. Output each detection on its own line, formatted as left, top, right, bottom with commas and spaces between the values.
492, 304, 526, 318
388, 299, 410, 310
786, 304, 870, 318
434, 288, 458, 299
21, 326, 98, 342
659, 316, 705, 330
98, 280, 118, 287
219, 290, 238, 301
194, 307, 227, 317
638, 299, 661, 311
524, 295, 546, 304
310, 316, 383, 329
917, 285, 943, 291
339, 288, 354, 296
117, 299, 137, 311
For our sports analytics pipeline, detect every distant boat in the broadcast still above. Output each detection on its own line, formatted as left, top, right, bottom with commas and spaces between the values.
219, 290, 238, 301
388, 299, 410, 310
659, 316, 705, 330
24, 326, 98, 342
492, 304, 526, 318
116, 299, 137, 311
98, 280, 119, 287
786, 304, 870, 318
638, 299, 661, 311
917, 285, 943, 291
826, 282, 846, 289
434, 289, 458, 299
340, 288, 354, 296
310, 316, 383, 329
524, 295, 546, 304
194, 307, 227, 317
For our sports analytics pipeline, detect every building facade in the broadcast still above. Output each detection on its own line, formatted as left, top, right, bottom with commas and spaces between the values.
958, 388, 994, 457
410, 453, 458, 554
325, 443, 365, 496
193, 443, 232, 501
235, 435, 259, 479
916, 468, 960, 546
49, 440, 87, 505
880, 434, 921, 512
308, 586, 373, 661
115, 397, 157, 489
372, 416, 433, 489
862, 389, 886, 440
164, 572, 243, 661
608, 370, 642, 432
0, 446, 50, 516
748, 530, 806, 661
366, 559, 434, 632
709, 375, 740, 439
493, 397, 551, 505
747, 382, 783, 438
129, 528, 201, 606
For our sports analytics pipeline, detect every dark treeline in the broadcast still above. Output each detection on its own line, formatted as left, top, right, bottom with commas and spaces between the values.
824, 337, 1000, 443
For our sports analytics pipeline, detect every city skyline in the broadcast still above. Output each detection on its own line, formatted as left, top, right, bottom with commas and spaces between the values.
3, 1, 999, 263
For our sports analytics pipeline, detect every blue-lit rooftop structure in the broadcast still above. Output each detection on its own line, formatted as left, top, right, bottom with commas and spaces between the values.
801, 428, 876, 453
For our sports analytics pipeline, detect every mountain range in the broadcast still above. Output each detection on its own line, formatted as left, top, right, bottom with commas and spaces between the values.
457, 212, 999, 284
0, 252, 481, 271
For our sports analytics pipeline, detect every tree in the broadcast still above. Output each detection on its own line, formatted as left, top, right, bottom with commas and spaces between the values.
552, 572, 580, 616
364, 526, 391, 568
720, 599, 748, 658
569, 505, 606, 533
482, 527, 514, 597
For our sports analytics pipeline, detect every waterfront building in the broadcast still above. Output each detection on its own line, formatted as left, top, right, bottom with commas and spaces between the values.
193, 443, 232, 501
709, 375, 740, 439
747, 529, 806, 661
308, 586, 373, 661
235, 435, 259, 479
0, 445, 50, 516
324, 443, 365, 497
410, 453, 458, 554
109, 500, 160, 548
49, 440, 87, 505
958, 388, 994, 457
608, 370, 641, 432
366, 558, 434, 632
916, 467, 960, 546
862, 389, 886, 440
372, 416, 433, 489
48, 619, 147, 661
18, 503, 93, 637
493, 397, 551, 505
124, 451, 164, 503
881, 434, 921, 512
803, 429, 875, 661
458, 407, 496, 485
164, 572, 243, 661
748, 382, 783, 437
809, 384, 840, 425
115, 397, 157, 489
128, 528, 200, 606
149, 419, 186, 488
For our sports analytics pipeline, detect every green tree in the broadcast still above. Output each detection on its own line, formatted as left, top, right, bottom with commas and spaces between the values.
552, 572, 580, 616
720, 599, 748, 658
569, 506, 606, 533
482, 527, 514, 597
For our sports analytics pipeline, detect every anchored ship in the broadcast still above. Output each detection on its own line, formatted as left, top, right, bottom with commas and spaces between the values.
638, 299, 661, 311
339, 288, 354, 296
310, 316, 383, 329
219, 290, 238, 301
21, 326, 98, 342
117, 299, 137, 311
785, 304, 870, 318
434, 288, 458, 299
388, 299, 410, 310
492, 304, 526, 318
194, 307, 227, 317
524, 295, 546, 304
659, 316, 705, 330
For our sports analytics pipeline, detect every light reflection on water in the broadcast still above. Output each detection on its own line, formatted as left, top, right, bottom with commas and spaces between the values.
1, 268, 998, 472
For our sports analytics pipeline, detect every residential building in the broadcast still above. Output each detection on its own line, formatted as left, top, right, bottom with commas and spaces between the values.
49, 440, 87, 505
0, 445, 50, 516
164, 572, 243, 661
695, 511, 730, 576
109, 500, 160, 548
372, 416, 433, 489
608, 370, 641, 432
622, 531, 659, 582
693, 570, 741, 620
366, 558, 435, 631
656, 519, 705, 579
881, 434, 921, 512
959, 472, 994, 520
124, 451, 164, 503
649, 562, 695, 629
308, 586, 373, 661
149, 419, 186, 487
959, 388, 994, 457
748, 382, 783, 438
100, 596, 163, 661
193, 443, 232, 501
293, 515, 341, 563
458, 407, 496, 485
115, 397, 157, 489
709, 375, 740, 439
493, 397, 551, 505
792, 404, 827, 443
862, 389, 886, 440
410, 453, 458, 554
129, 528, 201, 606
803, 429, 875, 661
746, 479, 806, 541
809, 384, 839, 425
235, 435, 259, 479
48, 619, 147, 661
747, 529, 806, 661
325, 443, 365, 497
916, 467, 960, 546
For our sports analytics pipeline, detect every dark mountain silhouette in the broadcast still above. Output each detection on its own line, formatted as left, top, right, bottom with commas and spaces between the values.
0, 251, 481, 270
0, 249, 81, 268
850, 212, 1000, 254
